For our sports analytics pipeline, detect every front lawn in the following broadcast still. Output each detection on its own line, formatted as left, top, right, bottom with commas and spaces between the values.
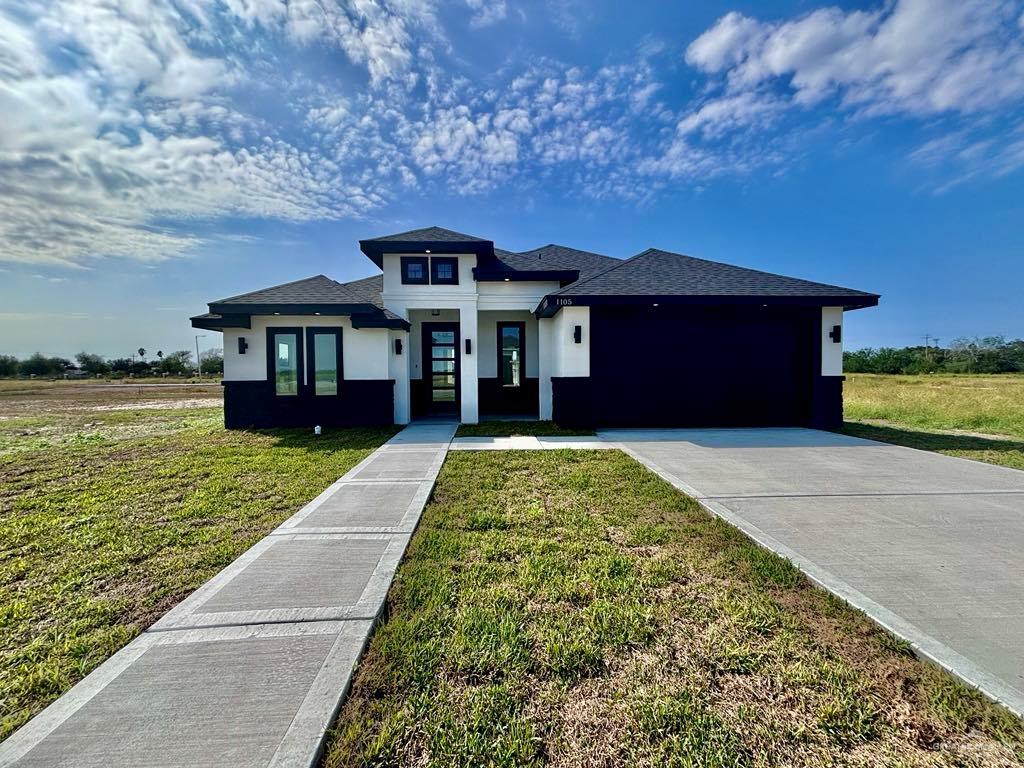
0, 383, 396, 738
324, 450, 1023, 767
456, 420, 594, 437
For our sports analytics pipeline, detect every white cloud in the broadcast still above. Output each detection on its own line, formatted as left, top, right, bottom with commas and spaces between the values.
686, 0, 1024, 118
677, 91, 781, 138
465, 0, 507, 28
2, 0, 1023, 269
676, 0, 1024, 187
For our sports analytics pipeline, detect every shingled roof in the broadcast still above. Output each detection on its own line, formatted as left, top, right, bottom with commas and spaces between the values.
212, 275, 365, 305
488, 245, 619, 281
547, 248, 878, 307
194, 274, 407, 330
193, 230, 878, 333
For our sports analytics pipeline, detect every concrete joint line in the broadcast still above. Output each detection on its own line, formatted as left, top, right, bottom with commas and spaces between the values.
701, 489, 1024, 500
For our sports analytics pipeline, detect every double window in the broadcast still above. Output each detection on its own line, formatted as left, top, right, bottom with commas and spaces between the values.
401, 256, 459, 285
268, 327, 342, 396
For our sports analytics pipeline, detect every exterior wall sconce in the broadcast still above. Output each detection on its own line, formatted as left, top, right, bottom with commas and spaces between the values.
829, 325, 842, 343
394, 338, 403, 355
465, 339, 472, 354
237, 337, 248, 355
573, 325, 582, 344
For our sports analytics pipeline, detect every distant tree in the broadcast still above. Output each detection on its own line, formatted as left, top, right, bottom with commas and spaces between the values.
109, 357, 133, 373
157, 350, 163, 360
137, 347, 146, 360
0, 355, 18, 377
157, 350, 193, 376
19, 353, 70, 377
199, 348, 224, 375
845, 337, 1024, 375
75, 352, 110, 375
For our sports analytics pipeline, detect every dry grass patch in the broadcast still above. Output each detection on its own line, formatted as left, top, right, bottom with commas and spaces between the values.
845, 374, 1024, 439
324, 450, 1023, 768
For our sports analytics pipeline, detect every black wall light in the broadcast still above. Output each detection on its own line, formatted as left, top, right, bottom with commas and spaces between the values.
237, 337, 248, 355
465, 338, 472, 354
828, 325, 842, 343
394, 338, 403, 355
573, 325, 582, 344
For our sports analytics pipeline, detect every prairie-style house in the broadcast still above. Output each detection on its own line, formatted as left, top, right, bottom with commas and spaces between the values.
191, 227, 878, 429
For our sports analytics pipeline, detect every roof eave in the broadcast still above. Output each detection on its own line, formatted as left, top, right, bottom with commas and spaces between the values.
207, 302, 377, 316
351, 313, 411, 331
359, 239, 495, 268
190, 313, 252, 331
535, 293, 880, 317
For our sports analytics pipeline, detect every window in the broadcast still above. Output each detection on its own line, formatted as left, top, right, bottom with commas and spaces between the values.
270, 330, 301, 395
497, 322, 525, 388
431, 257, 459, 285
307, 329, 342, 396
400, 256, 428, 285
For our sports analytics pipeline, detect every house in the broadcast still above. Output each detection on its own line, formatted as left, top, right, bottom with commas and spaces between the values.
191, 227, 878, 430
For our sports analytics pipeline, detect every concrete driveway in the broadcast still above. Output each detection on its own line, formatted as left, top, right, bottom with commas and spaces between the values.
602, 428, 1024, 716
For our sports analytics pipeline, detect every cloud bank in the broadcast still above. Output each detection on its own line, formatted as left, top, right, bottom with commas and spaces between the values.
0, 0, 1022, 266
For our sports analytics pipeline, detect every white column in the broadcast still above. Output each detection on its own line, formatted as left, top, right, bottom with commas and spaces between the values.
821, 307, 843, 376
389, 329, 411, 424
459, 305, 479, 423
538, 317, 555, 420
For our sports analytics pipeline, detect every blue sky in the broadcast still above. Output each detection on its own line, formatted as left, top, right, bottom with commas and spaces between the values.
1, 0, 1023, 359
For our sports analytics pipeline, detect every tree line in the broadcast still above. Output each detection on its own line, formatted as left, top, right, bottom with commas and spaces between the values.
0, 348, 224, 378
844, 336, 1024, 374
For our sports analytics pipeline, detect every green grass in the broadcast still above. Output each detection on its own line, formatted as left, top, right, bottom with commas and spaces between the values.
324, 451, 1024, 767
845, 373, 1024, 439
844, 374, 1024, 470
455, 420, 594, 437
0, 385, 396, 738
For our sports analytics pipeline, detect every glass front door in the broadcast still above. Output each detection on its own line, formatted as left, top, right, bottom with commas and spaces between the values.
423, 323, 459, 414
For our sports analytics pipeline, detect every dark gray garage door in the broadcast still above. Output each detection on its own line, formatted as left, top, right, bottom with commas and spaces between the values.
587, 305, 817, 427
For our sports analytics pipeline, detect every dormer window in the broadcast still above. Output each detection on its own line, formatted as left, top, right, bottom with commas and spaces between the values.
431, 257, 459, 285
400, 256, 429, 285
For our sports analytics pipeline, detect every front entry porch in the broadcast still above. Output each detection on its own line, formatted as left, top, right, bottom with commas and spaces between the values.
407, 308, 540, 423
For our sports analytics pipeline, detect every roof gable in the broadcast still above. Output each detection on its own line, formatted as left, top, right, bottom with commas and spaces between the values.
363, 226, 490, 243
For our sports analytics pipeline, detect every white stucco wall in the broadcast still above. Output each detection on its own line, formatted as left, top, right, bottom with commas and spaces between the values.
553, 306, 591, 377
477, 311, 539, 379
222, 315, 389, 384
821, 306, 844, 376
477, 280, 560, 310
537, 306, 590, 419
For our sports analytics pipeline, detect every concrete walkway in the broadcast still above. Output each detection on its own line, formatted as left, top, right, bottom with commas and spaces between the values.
0, 422, 456, 768
606, 428, 1024, 717
450, 435, 613, 450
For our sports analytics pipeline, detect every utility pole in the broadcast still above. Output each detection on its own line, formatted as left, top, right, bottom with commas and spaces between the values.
195, 334, 206, 380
